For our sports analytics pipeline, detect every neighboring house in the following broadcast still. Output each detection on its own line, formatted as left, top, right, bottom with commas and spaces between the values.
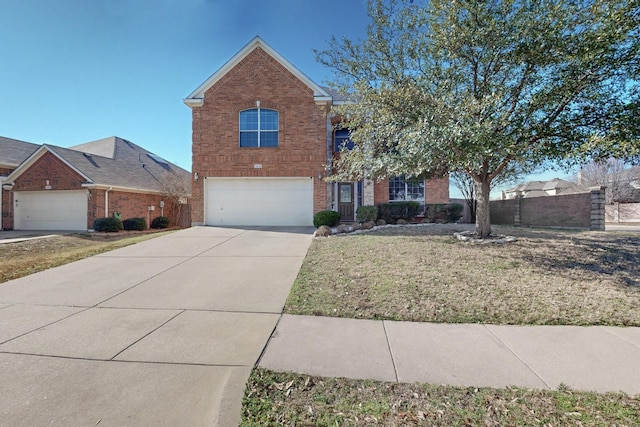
1, 136, 190, 231
184, 36, 449, 226
501, 178, 583, 200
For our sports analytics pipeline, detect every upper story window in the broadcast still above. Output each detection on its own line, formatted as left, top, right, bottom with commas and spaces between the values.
240, 108, 278, 147
334, 128, 355, 152
389, 175, 424, 202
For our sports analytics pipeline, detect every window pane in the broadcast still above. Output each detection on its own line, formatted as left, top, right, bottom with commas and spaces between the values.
240, 109, 258, 131
388, 176, 424, 202
340, 184, 352, 203
406, 181, 425, 201
388, 176, 405, 201
240, 132, 258, 147
260, 131, 278, 147
260, 109, 278, 130
334, 129, 354, 151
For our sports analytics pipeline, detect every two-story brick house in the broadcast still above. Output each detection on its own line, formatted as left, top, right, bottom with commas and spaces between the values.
184, 37, 448, 227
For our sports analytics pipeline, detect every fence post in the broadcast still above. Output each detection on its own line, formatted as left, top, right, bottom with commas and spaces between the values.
514, 195, 522, 226
590, 186, 606, 231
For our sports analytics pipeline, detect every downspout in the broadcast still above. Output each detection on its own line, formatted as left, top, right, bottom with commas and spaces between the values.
105, 187, 112, 217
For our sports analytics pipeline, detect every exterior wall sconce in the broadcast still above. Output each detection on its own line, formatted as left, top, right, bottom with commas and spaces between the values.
194, 172, 199, 181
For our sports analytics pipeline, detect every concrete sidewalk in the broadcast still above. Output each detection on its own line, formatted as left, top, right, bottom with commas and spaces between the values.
260, 314, 640, 395
0, 226, 314, 426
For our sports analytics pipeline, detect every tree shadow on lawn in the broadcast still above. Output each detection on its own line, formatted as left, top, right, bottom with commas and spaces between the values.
512, 230, 639, 289
368, 224, 639, 288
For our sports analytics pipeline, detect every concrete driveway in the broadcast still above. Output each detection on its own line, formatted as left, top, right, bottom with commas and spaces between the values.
0, 226, 314, 426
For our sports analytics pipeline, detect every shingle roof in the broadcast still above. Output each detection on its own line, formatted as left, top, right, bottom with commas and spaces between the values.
320, 86, 352, 103
3, 136, 190, 193
0, 136, 39, 169
49, 137, 190, 192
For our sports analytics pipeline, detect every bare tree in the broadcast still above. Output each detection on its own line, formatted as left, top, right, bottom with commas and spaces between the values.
160, 170, 191, 227
576, 159, 636, 204
451, 167, 521, 223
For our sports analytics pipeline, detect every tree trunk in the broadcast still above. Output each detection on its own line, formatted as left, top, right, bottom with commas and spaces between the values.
474, 178, 492, 237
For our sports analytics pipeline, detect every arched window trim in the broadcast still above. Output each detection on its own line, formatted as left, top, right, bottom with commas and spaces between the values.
239, 107, 279, 148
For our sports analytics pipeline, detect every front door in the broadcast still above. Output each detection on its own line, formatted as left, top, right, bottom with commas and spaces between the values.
338, 183, 354, 221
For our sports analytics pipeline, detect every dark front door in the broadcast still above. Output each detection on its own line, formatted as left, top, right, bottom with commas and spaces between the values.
338, 183, 354, 221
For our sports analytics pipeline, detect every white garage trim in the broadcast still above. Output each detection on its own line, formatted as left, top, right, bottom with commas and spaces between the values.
14, 190, 88, 230
205, 177, 314, 226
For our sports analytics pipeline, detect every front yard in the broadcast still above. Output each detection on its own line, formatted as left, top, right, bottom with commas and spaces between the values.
243, 224, 640, 426
285, 224, 639, 326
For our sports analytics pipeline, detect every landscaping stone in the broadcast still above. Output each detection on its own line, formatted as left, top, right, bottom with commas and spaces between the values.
313, 225, 332, 237
453, 230, 517, 244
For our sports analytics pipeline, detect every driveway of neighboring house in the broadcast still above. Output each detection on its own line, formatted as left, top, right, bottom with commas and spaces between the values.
0, 226, 314, 426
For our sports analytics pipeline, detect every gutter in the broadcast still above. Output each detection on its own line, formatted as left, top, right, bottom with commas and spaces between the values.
105, 186, 112, 217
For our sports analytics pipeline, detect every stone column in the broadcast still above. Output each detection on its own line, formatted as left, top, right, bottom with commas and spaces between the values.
514, 195, 522, 226
590, 186, 606, 231
363, 179, 375, 206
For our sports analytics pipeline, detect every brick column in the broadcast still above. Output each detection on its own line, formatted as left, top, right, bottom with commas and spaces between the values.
590, 186, 606, 231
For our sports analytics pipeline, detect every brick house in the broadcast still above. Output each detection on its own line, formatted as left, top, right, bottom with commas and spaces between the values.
184, 37, 449, 226
1, 136, 190, 231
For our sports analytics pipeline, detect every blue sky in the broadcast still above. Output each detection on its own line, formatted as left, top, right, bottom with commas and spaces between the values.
0, 0, 566, 199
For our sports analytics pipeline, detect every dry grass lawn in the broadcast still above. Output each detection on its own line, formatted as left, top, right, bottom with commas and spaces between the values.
285, 224, 640, 326
0, 231, 174, 283
242, 368, 640, 426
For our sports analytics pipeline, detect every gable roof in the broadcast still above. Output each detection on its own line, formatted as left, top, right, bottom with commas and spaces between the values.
0, 136, 40, 170
184, 36, 332, 108
5, 136, 190, 194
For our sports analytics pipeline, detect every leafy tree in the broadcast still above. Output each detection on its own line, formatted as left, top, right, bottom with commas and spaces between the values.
318, 0, 639, 237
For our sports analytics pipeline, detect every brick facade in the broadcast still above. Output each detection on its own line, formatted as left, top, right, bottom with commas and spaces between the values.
190, 47, 328, 224
88, 189, 181, 229
3, 151, 181, 230
13, 152, 85, 192
425, 177, 450, 204
188, 39, 451, 225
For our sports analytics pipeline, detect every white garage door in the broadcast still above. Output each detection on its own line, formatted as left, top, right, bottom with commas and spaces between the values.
205, 177, 313, 226
14, 191, 88, 230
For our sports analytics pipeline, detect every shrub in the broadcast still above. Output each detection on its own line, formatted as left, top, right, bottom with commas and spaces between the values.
313, 210, 340, 228
448, 203, 464, 222
424, 203, 464, 223
377, 202, 420, 223
356, 205, 378, 223
93, 217, 123, 232
123, 217, 147, 231
151, 216, 171, 229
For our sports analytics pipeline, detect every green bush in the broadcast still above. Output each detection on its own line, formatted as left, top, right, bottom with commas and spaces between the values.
123, 217, 147, 231
356, 205, 378, 223
313, 210, 340, 228
424, 203, 464, 223
93, 217, 123, 232
448, 203, 464, 222
377, 202, 420, 223
151, 216, 171, 229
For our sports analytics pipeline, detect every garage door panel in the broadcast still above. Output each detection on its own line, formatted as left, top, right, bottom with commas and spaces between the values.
14, 191, 88, 230
205, 178, 313, 226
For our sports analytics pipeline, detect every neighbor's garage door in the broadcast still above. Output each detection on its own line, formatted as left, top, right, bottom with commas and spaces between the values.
205, 177, 313, 226
14, 190, 88, 230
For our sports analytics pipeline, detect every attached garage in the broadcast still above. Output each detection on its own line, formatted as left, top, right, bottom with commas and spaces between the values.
14, 190, 88, 230
205, 177, 313, 226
